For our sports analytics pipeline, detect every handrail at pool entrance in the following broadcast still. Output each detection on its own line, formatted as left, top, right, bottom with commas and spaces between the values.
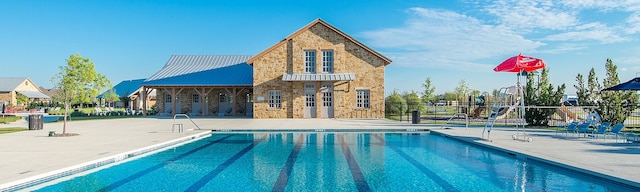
173, 114, 201, 130
440, 113, 468, 129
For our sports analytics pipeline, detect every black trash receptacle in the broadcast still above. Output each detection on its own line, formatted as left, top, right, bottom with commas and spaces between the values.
28, 114, 44, 130
411, 110, 420, 124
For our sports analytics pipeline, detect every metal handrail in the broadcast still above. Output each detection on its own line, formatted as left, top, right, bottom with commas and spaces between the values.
173, 114, 201, 130
440, 113, 468, 129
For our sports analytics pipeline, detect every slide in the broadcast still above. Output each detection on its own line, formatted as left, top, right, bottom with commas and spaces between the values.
472, 106, 485, 118
556, 106, 577, 122
489, 106, 515, 120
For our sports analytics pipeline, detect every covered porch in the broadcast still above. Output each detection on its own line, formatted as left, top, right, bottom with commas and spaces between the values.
141, 86, 252, 117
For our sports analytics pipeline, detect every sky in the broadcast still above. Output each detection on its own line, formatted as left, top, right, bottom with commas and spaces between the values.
2, 0, 640, 96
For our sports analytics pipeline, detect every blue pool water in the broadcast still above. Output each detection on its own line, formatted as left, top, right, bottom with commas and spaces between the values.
33, 132, 636, 191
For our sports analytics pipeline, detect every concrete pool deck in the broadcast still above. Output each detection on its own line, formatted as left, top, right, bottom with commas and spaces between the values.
0, 118, 639, 189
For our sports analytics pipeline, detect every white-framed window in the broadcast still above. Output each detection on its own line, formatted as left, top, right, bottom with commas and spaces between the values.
322, 50, 333, 73
305, 50, 316, 73
268, 90, 282, 109
192, 94, 200, 103
356, 90, 370, 108
165, 94, 172, 103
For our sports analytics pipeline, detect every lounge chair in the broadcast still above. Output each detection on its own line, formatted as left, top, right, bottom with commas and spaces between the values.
576, 122, 593, 138
591, 122, 611, 140
557, 121, 578, 135
563, 121, 580, 136
606, 123, 626, 143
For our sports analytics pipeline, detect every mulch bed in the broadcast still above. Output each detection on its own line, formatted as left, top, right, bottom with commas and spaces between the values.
50, 133, 79, 137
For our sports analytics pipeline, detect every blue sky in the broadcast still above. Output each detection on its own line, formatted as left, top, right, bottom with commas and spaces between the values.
2, 0, 640, 96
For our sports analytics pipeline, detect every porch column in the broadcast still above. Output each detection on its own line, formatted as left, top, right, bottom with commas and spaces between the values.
142, 86, 147, 116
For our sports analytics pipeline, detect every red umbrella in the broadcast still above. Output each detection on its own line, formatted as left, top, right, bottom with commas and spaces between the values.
484, 53, 546, 142
494, 54, 546, 73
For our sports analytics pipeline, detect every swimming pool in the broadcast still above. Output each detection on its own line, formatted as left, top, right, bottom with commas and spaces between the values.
30, 132, 636, 191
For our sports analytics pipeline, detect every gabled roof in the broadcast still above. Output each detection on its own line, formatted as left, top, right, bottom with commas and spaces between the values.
141, 55, 254, 87
97, 79, 145, 98
247, 18, 392, 65
0, 77, 36, 92
0, 77, 30, 92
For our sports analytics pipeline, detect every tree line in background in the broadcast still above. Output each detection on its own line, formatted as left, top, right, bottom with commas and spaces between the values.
386, 58, 639, 126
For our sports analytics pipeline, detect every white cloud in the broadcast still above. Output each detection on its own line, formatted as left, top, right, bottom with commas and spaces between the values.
542, 22, 629, 43
359, 8, 543, 69
483, 0, 578, 31
626, 12, 640, 34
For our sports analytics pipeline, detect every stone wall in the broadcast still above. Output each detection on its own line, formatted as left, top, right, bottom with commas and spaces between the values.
0, 92, 14, 105
252, 23, 387, 119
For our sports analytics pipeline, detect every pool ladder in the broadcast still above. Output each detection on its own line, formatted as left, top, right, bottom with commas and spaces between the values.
173, 114, 201, 132
440, 113, 468, 129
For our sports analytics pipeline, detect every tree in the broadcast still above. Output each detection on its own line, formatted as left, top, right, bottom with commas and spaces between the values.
103, 87, 120, 107
51, 54, 110, 134
16, 93, 29, 106
443, 92, 457, 101
421, 77, 436, 104
597, 59, 638, 124
574, 73, 587, 105
454, 79, 470, 102
403, 91, 426, 113
385, 89, 407, 117
525, 69, 566, 126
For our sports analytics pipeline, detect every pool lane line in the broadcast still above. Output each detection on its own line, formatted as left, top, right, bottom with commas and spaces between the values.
372, 134, 460, 192
186, 134, 269, 191
99, 134, 236, 191
338, 134, 372, 192
271, 134, 305, 192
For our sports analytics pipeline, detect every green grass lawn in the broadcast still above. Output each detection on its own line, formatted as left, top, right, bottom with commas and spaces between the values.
0, 127, 28, 134
0, 116, 21, 123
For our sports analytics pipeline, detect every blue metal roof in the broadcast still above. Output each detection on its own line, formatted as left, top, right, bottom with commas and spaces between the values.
141, 55, 253, 87
97, 79, 146, 98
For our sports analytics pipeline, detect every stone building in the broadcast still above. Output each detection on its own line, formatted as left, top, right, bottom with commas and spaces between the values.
0, 77, 50, 107
247, 19, 392, 118
141, 19, 391, 118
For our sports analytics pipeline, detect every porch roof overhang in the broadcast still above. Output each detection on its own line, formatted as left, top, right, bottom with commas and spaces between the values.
282, 73, 356, 82
16, 90, 50, 99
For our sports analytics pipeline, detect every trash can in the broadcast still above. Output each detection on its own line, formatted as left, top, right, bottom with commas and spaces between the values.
411, 110, 420, 124
28, 114, 44, 130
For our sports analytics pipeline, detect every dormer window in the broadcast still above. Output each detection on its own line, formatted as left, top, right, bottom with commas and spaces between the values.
304, 50, 316, 73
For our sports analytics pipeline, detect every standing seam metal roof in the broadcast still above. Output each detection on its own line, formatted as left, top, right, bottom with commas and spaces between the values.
97, 79, 146, 98
0, 77, 29, 92
141, 55, 253, 86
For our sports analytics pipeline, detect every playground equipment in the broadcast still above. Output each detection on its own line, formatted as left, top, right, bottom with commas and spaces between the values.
556, 105, 577, 122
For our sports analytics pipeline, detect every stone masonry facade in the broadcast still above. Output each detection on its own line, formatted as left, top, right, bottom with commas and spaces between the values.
251, 21, 388, 119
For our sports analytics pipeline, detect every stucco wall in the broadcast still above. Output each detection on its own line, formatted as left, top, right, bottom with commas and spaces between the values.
252, 23, 386, 119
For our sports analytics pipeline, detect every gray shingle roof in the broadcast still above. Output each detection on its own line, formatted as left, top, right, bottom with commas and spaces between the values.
142, 55, 253, 87
0, 77, 28, 92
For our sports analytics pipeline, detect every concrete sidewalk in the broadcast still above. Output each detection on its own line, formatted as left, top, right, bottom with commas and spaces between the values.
0, 118, 639, 189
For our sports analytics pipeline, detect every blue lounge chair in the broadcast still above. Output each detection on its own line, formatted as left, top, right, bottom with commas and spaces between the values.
591, 122, 611, 140
576, 122, 592, 137
605, 123, 626, 143
564, 121, 580, 136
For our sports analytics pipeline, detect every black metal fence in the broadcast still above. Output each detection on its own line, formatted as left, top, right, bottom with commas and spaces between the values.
385, 101, 640, 128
